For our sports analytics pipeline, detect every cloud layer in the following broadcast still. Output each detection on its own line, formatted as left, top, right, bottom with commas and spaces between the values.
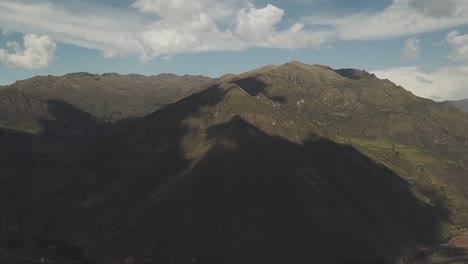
0, 0, 334, 62
1, 0, 468, 62
0, 34, 56, 69
372, 66, 468, 101
402, 37, 420, 60
373, 29, 468, 101
306, 0, 468, 40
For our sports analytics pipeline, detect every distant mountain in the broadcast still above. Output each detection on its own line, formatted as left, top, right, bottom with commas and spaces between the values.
0, 73, 212, 133
445, 98, 468, 112
2, 62, 468, 263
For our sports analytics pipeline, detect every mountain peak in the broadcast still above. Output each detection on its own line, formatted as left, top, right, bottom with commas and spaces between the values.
284, 60, 306, 66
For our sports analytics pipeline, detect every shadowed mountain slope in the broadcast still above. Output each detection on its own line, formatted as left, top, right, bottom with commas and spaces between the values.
2, 62, 468, 263
5, 83, 447, 264
226, 61, 468, 225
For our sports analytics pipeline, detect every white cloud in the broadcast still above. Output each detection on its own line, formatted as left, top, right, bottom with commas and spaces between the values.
235, 4, 284, 42
305, 0, 468, 40
136, 12, 224, 61
0, 1, 142, 58
402, 37, 420, 60
132, 0, 243, 22
232, 4, 332, 49
372, 66, 468, 101
2, 0, 468, 62
132, 0, 333, 61
132, 0, 202, 19
0, 0, 334, 62
446, 30, 468, 63
0, 34, 57, 69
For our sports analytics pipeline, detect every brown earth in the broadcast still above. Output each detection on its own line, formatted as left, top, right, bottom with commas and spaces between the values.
448, 233, 468, 248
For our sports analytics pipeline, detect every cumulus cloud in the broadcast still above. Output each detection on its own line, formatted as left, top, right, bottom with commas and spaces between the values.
136, 13, 223, 61
132, 0, 333, 61
0, 0, 334, 62
0, 34, 57, 69
446, 30, 468, 63
132, 0, 235, 61
402, 37, 420, 60
232, 4, 331, 49
236, 4, 284, 42
372, 66, 468, 101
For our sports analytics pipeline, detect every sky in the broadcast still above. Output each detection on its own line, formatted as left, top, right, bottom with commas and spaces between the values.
1, 0, 468, 101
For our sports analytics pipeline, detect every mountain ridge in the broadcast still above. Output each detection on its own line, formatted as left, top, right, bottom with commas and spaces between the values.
0, 72, 213, 134
1, 61, 468, 263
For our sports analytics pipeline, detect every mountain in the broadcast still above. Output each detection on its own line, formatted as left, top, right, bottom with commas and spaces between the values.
0, 73, 213, 133
445, 98, 468, 112
0, 73, 213, 188
2, 62, 468, 263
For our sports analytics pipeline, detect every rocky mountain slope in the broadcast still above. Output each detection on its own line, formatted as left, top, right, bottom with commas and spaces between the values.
2, 62, 468, 263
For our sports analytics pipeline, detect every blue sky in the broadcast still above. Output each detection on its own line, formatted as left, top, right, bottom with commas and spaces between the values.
1, 0, 468, 100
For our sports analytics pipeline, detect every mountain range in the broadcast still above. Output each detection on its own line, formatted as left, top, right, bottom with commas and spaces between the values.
1, 61, 468, 264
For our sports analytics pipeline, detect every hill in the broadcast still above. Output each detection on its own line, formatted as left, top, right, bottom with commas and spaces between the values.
2, 62, 468, 263
445, 99, 468, 113
0, 73, 212, 133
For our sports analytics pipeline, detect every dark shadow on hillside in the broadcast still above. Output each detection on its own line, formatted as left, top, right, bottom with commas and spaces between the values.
335, 69, 376, 80
233, 77, 268, 96
0, 128, 35, 249
39, 99, 105, 138
4, 84, 449, 264
12, 85, 231, 262
232, 77, 286, 104
1, 100, 106, 262
119, 115, 445, 264
0, 98, 106, 196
